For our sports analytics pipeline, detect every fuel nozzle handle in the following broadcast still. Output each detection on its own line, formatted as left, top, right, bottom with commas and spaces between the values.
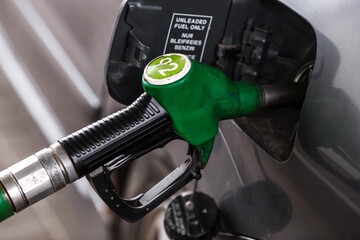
0, 94, 173, 221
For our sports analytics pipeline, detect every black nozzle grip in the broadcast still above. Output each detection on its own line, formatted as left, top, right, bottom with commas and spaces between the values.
59, 93, 173, 177
88, 147, 201, 222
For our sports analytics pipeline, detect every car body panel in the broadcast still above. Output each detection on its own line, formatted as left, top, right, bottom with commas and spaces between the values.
197, 0, 360, 239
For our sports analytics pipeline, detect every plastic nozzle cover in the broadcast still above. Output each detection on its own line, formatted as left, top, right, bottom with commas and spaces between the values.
143, 53, 263, 166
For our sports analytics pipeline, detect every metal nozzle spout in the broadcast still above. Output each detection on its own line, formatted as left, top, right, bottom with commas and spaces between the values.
261, 82, 308, 109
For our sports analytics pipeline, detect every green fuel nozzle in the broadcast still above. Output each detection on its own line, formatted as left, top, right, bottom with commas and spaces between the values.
143, 53, 307, 167
143, 54, 263, 166
0, 53, 306, 223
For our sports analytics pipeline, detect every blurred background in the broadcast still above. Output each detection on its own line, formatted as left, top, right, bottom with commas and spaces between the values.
0, 0, 124, 239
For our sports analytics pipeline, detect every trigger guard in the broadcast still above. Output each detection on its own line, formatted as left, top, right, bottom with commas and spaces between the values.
87, 147, 201, 222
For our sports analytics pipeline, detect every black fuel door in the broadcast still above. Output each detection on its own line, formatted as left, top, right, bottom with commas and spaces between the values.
105, 0, 232, 105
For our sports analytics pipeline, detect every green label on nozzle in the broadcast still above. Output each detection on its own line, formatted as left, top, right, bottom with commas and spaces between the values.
144, 53, 191, 85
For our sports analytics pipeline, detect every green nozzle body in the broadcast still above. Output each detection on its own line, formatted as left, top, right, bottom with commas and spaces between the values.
143, 54, 263, 167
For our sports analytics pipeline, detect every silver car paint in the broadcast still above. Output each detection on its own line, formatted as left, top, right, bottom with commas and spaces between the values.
198, 0, 360, 239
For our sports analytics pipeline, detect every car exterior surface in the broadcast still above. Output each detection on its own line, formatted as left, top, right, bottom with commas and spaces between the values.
196, 0, 360, 239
